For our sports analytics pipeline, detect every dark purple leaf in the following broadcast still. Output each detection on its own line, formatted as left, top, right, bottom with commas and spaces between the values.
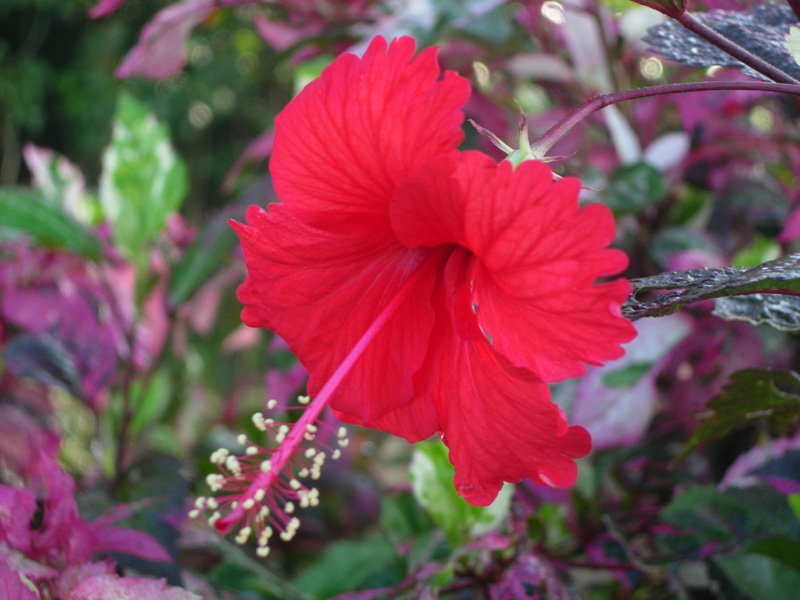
644, 3, 800, 81
3, 334, 84, 399
623, 253, 800, 321
680, 369, 800, 457
714, 293, 800, 331
661, 485, 800, 551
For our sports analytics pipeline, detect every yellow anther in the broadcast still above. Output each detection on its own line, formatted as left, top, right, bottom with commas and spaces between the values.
338, 427, 347, 438
237, 433, 247, 445
246, 446, 258, 456
289, 479, 301, 490
267, 399, 278, 410
252, 412, 266, 431
257, 546, 270, 557
188, 509, 200, 519
260, 460, 272, 473
332, 449, 341, 460
242, 498, 255, 510
254, 489, 265, 502
304, 447, 316, 459
205, 474, 224, 491
298, 395, 311, 405
235, 527, 251, 544
225, 455, 241, 474
285, 502, 295, 514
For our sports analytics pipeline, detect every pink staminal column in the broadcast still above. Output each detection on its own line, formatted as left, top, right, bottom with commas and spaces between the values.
190, 252, 440, 557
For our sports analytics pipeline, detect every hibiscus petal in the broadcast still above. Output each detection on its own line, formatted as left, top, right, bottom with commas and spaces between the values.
434, 335, 591, 506
270, 36, 470, 237
232, 204, 441, 434
391, 151, 635, 382
408, 249, 591, 506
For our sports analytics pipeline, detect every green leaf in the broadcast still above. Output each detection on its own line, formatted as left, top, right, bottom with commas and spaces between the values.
601, 162, 668, 217
99, 93, 188, 271
624, 253, 800, 321
680, 369, 800, 457
665, 186, 710, 226
662, 485, 800, 548
715, 553, 800, 599
789, 26, 800, 67
0, 189, 101, 259
203, 537, 307, 600
648, 227, 719, 269
168, 215, 238, 307
732, 235, 781, 267
292, 536, 402, 599
751, 537, 800, 571
790, 494, 800, 522
409, 440, 513, 547
129, 370, 173, 434
380, 492, 434, 544
601, 362, 653, 387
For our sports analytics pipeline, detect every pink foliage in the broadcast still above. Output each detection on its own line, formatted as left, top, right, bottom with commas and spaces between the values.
116, 0, 217, 80
89, 0, 126, 19
68, 574, 201, 599
572, 314, 693, 450
0, 557, 39, 600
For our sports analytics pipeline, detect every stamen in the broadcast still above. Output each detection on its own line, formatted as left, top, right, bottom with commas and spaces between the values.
191, 252, 441, 557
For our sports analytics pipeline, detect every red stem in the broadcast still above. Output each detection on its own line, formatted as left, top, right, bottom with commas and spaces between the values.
532, 80, 800, 156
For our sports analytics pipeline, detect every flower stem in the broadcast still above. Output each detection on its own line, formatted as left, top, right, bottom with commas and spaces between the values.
675, 12, 800, 85
213, 250, 439, 534
531, 80, 800, 157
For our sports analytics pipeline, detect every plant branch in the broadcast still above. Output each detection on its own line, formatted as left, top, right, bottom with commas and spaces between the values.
532, 80, 800, 156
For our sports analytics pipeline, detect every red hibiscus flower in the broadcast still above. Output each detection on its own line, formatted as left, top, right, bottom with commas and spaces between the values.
206, 35, 634, 551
